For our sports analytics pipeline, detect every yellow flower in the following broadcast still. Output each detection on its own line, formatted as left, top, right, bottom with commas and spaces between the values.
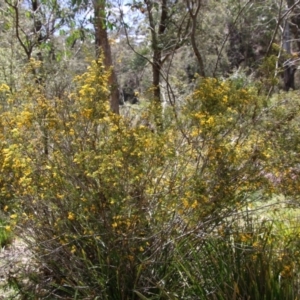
0, 83, 10, 92
182, 198, 189, 208
191, 200, 198, 209
3, 205, 8, 212
5, 225, 11, 231
112, 222, 118, 228
10, 214, 17, 219
68, 212, 75, 221
71, 245, 76, 254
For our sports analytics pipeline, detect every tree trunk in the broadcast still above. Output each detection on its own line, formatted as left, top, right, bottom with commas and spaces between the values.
145, 0, 169, 103
283, 19, 296, 91
152, 51, 161, 102
93, 0, 120, 114
190, 24, 206, 77
186, 0, 205, 77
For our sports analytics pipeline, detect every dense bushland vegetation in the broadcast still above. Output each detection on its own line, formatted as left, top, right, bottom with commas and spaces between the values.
1, 0, 300, 299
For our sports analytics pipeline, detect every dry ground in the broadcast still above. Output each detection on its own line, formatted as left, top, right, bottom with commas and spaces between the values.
0, 238, 33, 299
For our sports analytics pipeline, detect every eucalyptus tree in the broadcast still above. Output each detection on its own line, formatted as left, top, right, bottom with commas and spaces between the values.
121, 0, 192, 106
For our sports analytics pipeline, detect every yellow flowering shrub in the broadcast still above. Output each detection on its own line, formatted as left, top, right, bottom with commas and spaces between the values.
1, 57, 300, 298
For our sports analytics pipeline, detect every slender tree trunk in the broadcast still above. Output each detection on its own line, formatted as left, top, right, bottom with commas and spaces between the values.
186, 0, 205, 77
93, 0, 120, 114
145, 0, 169, 104
152, 51, 162, 102
144, 0, 169, 129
